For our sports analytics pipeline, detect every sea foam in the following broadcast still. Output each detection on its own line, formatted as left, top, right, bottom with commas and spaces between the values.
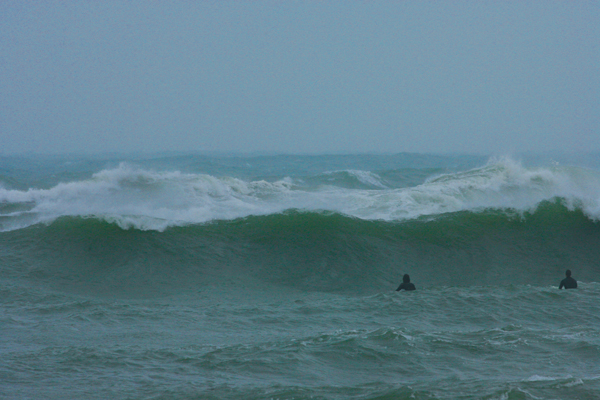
1, 158, 599, 231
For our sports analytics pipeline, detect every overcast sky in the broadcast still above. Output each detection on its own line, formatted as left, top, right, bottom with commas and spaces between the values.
1, 1, 598, 155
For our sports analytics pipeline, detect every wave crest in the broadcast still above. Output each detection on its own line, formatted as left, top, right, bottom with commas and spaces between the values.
1, 158, 600, 231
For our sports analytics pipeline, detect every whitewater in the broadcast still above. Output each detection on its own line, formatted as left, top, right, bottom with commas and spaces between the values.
2, 155, 600, 231
1, 153, 600, 399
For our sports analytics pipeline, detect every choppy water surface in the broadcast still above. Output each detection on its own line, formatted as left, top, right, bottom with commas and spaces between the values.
1, 153, 600, 399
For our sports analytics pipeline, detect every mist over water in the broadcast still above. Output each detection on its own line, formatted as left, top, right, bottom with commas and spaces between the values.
2, 153, 600, 399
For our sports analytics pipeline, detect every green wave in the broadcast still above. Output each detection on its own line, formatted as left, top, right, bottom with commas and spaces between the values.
2, 200, 599, 297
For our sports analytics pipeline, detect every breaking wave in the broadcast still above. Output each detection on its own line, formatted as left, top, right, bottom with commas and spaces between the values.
1, 157, 600, 232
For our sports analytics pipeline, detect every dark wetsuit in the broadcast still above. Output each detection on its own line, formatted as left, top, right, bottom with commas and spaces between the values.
396, 282, 416, 291
559, 276, 577, 289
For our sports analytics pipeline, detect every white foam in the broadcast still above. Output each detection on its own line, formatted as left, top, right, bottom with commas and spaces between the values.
525, 375, 562, 382
1, 158, 600, 231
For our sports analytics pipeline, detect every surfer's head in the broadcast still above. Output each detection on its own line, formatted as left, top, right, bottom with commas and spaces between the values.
566, 269, 572, 277
403, 274, 410, 283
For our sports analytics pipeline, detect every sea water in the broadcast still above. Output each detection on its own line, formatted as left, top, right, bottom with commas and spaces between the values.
1, 153, 600, 399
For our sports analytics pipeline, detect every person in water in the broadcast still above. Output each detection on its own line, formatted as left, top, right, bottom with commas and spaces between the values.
559, 269, 577, 289
396, 274, 416, 291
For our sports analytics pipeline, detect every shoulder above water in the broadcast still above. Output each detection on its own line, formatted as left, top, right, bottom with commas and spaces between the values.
396, 282, 416, 291
559, 276, 577, 289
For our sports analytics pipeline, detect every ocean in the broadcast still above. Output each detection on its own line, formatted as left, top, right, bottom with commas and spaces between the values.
1, 153, 599, 400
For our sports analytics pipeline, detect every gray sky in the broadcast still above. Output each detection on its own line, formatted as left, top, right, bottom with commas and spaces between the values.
1, 1, 598, 155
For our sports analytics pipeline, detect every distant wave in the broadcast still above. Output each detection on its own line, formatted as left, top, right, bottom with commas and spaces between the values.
1, 158, 600, 232
312, 170, 390, 189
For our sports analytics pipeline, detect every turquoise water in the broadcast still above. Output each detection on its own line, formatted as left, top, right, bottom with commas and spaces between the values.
1, 153, 600, 399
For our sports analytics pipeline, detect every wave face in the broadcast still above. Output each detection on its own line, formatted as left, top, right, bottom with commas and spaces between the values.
2, 154, 600, 296
2, 204, 599, 297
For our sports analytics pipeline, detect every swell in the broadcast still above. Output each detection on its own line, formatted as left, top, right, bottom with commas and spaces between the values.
2, 201, 600, 297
